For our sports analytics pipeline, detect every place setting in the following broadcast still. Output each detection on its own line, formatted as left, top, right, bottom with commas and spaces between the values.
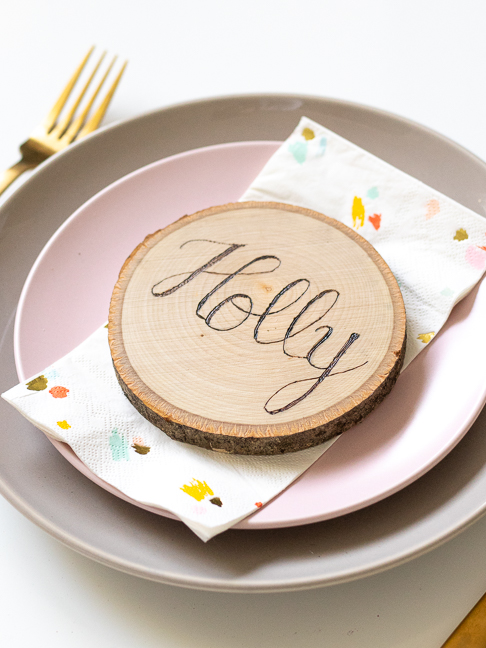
2, 48, 486, 599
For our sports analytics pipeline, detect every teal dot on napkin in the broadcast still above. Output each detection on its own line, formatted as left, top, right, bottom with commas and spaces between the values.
288, 141, 307, 164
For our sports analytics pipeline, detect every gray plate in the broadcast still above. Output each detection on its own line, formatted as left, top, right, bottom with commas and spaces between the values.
2, 94, 486, 593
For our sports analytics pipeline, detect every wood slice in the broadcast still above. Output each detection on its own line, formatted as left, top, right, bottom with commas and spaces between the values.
109, 201, 406, 455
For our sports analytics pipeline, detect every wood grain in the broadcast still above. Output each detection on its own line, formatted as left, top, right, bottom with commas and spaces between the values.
109, 202, 406, 454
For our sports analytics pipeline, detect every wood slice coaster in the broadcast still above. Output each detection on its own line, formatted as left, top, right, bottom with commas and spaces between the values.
109, 201, 406, 455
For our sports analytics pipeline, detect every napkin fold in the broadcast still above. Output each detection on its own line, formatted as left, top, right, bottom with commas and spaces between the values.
3, 116, 486, 541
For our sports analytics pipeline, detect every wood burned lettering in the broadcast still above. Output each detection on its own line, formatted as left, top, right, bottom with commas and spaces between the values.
151, 238, 368, 415
110, 203, 406, 454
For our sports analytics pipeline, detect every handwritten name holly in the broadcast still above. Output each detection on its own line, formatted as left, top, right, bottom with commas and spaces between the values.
152, 239, 366, 414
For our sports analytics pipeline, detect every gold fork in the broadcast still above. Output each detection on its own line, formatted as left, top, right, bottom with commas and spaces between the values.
0, 47, 127, 197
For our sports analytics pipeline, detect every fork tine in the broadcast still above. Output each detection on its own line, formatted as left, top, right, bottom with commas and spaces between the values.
54, 51, 106, 136
63, 55, 117, 142
43, 46, 94, 132
77, 60, 128, 139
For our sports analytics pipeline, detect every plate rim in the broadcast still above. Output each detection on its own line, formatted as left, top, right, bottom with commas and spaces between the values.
3, 92, 486, 591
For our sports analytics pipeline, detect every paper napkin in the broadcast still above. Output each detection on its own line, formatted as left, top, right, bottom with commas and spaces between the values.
3, 116, 486, 541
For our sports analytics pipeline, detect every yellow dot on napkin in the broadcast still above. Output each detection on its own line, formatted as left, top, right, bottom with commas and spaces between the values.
454, 228, 468, 241
57, 420, 71, 429
132, 443, 151, 455
302, 127, 315, 140
417, 332, 435, 344
180, 479, 214, 501
352, 197, 365, 228
26, 375, 48, 391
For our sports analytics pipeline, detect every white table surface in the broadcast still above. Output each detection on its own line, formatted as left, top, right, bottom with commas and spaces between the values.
2, 1, 486, 645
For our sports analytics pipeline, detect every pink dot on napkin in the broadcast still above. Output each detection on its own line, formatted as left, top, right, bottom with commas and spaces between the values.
466, 245, 486, 270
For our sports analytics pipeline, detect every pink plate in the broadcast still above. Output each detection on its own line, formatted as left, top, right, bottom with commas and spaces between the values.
14, 141, 486, 529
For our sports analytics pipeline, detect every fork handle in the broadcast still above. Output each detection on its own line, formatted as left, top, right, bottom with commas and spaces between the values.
0, 159, 37, 197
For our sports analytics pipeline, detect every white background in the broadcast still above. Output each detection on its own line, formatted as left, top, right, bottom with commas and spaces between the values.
2, 1, 486, 646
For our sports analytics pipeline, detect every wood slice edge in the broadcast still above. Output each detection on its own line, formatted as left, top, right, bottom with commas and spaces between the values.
109, 201, 407, 454
112, 331, 405, 454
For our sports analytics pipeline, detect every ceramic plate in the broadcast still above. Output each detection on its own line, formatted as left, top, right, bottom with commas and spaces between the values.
13, 140, 486, 529
2, 95, 486, 591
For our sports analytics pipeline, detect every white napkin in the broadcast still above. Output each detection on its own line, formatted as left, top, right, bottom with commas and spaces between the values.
3, 116, 486, 541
